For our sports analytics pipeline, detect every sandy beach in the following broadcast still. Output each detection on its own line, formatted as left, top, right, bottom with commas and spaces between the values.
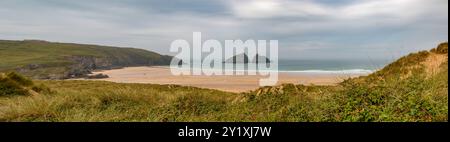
91, 66, 369, 93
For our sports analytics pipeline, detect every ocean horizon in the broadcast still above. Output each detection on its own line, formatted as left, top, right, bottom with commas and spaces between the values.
172, 59, 393, 74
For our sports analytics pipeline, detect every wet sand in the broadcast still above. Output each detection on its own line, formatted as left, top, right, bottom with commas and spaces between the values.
91, 66, 368, 93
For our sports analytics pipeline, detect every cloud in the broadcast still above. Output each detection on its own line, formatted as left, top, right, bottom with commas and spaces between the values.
228, 0, 330, 18
0, 0, 447, 59
228, 0, 445, 20
225, 0, 447, 59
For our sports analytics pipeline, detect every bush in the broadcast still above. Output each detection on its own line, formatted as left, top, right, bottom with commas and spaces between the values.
0, 72, 52, 96
6, 72, 34, 86
0, 75, 29, 96
31, 83, 53, 94
431, 42, 448, 54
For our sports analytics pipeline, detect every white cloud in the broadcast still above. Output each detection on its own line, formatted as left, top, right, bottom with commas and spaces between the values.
340, 0, 425, 20
229, 0, 330, 18
228, 0, 445, 21
0, 0, 447, 59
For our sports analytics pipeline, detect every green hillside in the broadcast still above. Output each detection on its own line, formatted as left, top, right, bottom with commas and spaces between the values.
0, 42, 447, 122
0, 40, 172, 79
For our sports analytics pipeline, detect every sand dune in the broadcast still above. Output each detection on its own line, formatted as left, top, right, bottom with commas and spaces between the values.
91, 66, 368, 93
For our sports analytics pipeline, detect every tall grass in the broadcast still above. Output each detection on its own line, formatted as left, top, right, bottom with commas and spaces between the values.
0, 72, 51, 97
0, 43, 447, 122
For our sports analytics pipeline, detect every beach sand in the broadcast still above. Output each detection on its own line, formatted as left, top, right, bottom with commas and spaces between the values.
91, 66, 369, 93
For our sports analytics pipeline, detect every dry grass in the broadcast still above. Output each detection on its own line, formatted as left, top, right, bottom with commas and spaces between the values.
0, 42, 448, 122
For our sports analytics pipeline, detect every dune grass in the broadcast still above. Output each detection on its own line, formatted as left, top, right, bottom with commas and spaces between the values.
0, 80, 237, 122
0, 72, 51, 97
0, 43, 447, 122
0, 65, 446, 122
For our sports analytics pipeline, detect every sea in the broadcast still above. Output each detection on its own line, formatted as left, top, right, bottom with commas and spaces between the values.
274, 59, 393, 74
178, 59, 393, 74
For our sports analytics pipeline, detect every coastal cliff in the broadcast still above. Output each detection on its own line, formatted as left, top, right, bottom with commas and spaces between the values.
0, 40, 172, 79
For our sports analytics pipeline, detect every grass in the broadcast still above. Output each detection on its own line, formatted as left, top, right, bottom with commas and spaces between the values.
0, 80, 237, 122
0, 72, 52, 97
0, 42, 447, 122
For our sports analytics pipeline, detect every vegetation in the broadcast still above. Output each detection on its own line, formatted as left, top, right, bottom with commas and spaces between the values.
0, 72, 51, 97
0, 42, 447, 122
0, 40, 172, 79
86, 74, 109, 79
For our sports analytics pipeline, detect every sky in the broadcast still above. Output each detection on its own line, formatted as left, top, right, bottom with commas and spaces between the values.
0, 0, 448, 60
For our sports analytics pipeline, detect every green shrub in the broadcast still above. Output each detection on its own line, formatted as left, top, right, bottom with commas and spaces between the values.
0, 76, 29, 96
0, 72, 52, 96
6, 72, 34, 87
31, 83, 53, 94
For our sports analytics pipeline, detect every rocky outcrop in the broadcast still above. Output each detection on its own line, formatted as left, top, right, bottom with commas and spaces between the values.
65, 55, 171, 79
224, 54, 271, 64
86, 73, 109, 79
14, 55, 171, 79
1, 39, 173, 80
66, 56, 113, 78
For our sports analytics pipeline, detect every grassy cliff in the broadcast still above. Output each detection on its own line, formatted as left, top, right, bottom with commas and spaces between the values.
0, 42, 447, 122
0, 40, 172, 79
